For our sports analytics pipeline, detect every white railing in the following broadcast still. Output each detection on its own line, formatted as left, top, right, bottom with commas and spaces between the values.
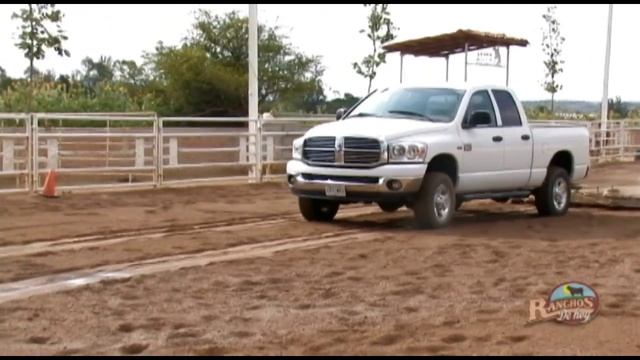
0, 114, 31, 193
0, 113, 637, 194
532, 119, 640, 162
159, 117, 260, 186
0, 112, 334, 193
32, 113, 157, 192
260, 116, 333, 181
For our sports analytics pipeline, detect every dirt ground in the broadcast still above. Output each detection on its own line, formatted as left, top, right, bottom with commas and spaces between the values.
581, 161, 640, 188
0, 164, 639, 355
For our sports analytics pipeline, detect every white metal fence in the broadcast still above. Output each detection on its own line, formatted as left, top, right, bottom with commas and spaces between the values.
32, 113, 158, 192
589, 120, 640, 161
0, 112, 334, 193
159, 117, 259, 186
0, 113, 637, 194
0, 114, 31, 193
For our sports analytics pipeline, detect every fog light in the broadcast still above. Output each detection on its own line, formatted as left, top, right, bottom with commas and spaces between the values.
287, 175, 296, 185
386, 179, 403, 191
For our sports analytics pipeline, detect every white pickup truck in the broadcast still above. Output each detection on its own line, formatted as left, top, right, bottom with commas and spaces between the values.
286, 83, 590, 228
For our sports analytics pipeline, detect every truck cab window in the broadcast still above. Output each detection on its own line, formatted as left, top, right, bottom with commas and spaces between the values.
464, 90, 497, 127
492, 89, 523, 127
346, 87, 464, 123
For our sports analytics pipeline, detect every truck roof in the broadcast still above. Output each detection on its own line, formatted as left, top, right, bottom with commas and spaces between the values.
376, 82, 513, 93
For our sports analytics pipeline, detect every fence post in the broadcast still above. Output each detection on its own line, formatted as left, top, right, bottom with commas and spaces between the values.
248, 118, 257, 183
239, 136, 247, 164
106, 118, 110, 168
598, 121, 605, 163
620, 120, 626, 159
266, 135, 274, 176
2, 139, 14, 172
155, 114, 163, 187
26, 114, 33, 192
46, 138, 58, 170
257, 115, 263, 183
32, 114, 39, 191
135, 138, 145, 168
169, 137, 178, 166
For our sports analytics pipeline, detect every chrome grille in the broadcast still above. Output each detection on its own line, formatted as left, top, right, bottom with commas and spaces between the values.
302, 136, 382, 166
304, 136, 336, 148
303, 137, 335, 163
343, 136, 381, 165
344, 137, 380, 150
344, 151, 382, 164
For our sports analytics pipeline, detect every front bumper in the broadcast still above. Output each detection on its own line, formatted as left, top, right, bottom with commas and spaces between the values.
286, 160, 427, 202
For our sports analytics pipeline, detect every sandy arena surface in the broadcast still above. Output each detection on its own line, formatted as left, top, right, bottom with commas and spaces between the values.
0, 164, 639, 355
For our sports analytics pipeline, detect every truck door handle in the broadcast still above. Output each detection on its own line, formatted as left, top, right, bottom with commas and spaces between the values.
521, 134, 531, 141
492, 136, 503, 142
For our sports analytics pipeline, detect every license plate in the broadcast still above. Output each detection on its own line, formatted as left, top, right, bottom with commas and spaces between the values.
325, 184, 346, 197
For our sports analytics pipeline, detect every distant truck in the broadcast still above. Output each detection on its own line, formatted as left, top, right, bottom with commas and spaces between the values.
286, 83, 590, 228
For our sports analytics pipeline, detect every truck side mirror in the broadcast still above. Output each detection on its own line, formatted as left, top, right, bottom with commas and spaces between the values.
336, 108, 346, 120
464, 110, 492, 129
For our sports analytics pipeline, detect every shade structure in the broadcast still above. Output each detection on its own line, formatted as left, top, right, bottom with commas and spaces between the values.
382, 29, 529, 85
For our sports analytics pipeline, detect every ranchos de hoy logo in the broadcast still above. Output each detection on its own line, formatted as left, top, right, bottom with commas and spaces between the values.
528, 282, 599, 325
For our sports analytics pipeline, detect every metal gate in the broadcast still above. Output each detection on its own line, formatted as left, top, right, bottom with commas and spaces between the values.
32, 113, 157, 192
0, 114, 31, 193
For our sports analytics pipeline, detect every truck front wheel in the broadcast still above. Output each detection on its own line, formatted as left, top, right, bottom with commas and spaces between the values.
298, 197, 340, 222
413, 172, 456, 229
534, 166, 571, 216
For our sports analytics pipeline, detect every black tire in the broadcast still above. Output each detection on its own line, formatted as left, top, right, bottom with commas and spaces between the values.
534, 166, 571, 216
378, 201, 403, 213
413, 172, 456, 229
298, 197, 340, 222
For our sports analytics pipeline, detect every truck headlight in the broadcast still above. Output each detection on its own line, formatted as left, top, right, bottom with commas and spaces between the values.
388, 142, 427, 163
292, 137, 304, 160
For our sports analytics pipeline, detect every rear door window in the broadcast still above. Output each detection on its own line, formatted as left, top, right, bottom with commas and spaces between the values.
492, 90, 522, 127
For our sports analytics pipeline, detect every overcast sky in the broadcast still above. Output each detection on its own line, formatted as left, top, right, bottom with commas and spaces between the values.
0, 4, 636, 101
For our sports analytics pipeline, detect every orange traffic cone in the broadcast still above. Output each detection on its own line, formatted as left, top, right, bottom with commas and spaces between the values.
41, 169, 59, 198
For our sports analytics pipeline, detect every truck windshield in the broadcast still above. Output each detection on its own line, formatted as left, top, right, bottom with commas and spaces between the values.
347, 87, 465, 123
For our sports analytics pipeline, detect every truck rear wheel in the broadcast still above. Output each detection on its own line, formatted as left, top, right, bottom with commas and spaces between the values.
298, 197, 340, 222
413, 172, 455, 229
534, 166, 571, 216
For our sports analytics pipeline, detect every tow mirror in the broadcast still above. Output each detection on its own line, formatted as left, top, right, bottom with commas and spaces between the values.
464, 110, 492, 128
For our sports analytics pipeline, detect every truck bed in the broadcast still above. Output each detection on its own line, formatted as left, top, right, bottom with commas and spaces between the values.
529, 120, 590, 129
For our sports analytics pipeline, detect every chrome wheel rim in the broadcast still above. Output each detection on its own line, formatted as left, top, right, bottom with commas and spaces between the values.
433, 184, 452, 220
553, 177, 568, 210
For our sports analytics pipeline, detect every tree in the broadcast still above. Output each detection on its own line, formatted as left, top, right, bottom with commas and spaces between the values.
186, 10, 325, 112
12, 4, 70, 84
324, 93, 361, 114
114, 59, 149, 86
145, 44, 246, 116
0, 66, 13, 91
541, 5, 565, 114
80, 56, 116, 87
608, 96, 629, 119
12, 4, 70, 113
352, 4, 398, 94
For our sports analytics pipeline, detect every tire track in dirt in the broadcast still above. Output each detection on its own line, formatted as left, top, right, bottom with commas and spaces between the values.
0, 206, 381, 259
0, 226, 389, 304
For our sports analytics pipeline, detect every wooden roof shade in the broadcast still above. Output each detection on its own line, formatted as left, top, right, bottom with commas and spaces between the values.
382, 29, 529, 58
382, 29, 529, 85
